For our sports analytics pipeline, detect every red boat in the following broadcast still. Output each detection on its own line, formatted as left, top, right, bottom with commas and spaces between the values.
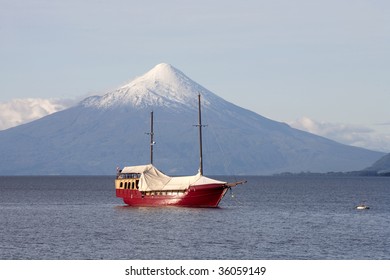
115, 164, 236, 207
115, 94, 245, 207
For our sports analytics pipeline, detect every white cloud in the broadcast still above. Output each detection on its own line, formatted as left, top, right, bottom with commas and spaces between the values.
0, 98, 75, 130
289, 117, 390, 153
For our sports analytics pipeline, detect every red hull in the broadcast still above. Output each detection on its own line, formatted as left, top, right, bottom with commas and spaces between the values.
116, 184, 228, 208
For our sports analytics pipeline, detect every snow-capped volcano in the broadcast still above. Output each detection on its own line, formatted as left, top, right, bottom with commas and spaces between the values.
82, 63, 215, 110
0, 63, 384, 175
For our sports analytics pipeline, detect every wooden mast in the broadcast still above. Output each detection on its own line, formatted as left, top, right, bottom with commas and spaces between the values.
146, 111, 154, 164
150, 111, 154, 164
197, 94, 204, 175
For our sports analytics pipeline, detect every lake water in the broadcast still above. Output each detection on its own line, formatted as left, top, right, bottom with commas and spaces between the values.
0, 176, 389, 260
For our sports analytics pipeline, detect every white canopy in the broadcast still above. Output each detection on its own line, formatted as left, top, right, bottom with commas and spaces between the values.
120, 164, 226, 191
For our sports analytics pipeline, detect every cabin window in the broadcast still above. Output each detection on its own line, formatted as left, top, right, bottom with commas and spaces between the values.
119, 182, 123, 189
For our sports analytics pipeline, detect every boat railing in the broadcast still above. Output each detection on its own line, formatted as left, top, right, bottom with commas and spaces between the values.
116, 173, 141, 179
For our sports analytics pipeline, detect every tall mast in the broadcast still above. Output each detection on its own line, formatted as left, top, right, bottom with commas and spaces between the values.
146, 111, 154, 165
197, 94, 204, 175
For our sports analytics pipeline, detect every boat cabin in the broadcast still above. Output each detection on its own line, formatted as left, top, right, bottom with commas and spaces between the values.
116, 172, 140, 190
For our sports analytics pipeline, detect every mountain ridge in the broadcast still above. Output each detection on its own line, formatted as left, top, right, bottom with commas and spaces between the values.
364, 153, 390, 175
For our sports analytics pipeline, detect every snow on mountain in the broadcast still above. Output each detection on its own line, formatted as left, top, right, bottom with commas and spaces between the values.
0, 63, 385, 175
81, 63, 216, 110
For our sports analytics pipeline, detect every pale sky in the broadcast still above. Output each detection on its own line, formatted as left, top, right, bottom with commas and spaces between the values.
1, 0, 390, 151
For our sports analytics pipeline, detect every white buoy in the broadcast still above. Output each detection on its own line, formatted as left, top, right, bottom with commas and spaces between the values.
356, 204, 370, 210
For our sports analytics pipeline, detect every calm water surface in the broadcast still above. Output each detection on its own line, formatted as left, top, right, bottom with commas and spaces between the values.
0, 176, 389, 259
